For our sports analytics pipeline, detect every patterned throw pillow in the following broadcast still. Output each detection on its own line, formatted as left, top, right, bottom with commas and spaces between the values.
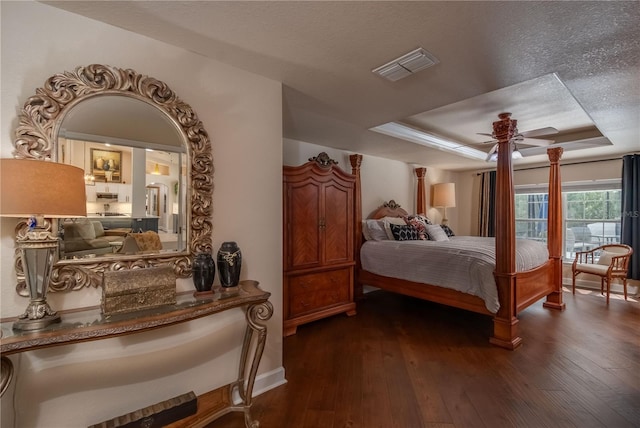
382, 217, 408, 240
389, 224, 420, 241
131, 231, 163, 251
425, 224, 449, 241
404, 215, 429, 240
414, 214, 432, 225
440, 224, 455, 237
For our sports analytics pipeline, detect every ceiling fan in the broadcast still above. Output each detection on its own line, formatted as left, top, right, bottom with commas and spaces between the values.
478, 126, 559, 161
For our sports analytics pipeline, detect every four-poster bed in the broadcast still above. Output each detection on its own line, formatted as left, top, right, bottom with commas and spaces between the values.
348, 113, 565, 350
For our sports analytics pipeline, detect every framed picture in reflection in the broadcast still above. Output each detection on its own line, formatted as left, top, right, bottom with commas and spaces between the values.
90, 148, 122, 183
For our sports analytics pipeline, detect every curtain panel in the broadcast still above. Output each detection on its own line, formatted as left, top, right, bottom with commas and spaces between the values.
621, 154, 639, 280
478, 171, 496, 237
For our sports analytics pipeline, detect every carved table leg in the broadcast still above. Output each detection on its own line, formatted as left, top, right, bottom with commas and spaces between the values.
1, 356, 14, 399
229, 301, 273, 428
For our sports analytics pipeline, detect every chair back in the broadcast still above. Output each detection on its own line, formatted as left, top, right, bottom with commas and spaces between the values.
597, 244, 633, 273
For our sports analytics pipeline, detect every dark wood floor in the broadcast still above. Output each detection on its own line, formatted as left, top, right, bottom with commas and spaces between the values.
211, 288, 640, 428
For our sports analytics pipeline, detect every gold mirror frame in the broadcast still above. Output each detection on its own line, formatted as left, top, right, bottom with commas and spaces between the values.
12, 64, 213, 294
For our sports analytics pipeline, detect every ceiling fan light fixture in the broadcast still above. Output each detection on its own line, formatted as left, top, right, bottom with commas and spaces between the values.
372, 48, 439, 82
486, 144, 523, 162
487, 151, 498, 162
512, 144, 523, 159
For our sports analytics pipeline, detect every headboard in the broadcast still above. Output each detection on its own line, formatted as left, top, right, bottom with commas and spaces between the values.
368, 200, 409, 219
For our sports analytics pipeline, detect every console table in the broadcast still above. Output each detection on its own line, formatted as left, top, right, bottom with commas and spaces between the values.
0, 280, 273, 428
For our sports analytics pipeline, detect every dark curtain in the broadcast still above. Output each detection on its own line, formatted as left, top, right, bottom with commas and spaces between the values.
621, 154, 639, 280
479, 171, 496, 237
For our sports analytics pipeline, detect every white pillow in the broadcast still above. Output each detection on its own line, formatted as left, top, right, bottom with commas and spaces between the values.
362, 220, 372, 241
597, 250, 615, 266
382, 216, 407, 225
425, 224, 449, 241
383, 221, 395, 240
363, 219, 390, 241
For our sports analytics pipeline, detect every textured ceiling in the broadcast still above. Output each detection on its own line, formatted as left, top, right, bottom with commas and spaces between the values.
46, 1, 640, 171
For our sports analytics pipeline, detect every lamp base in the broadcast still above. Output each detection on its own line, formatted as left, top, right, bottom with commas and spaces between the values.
13, 299, 61, 331
13, 314, 61, 331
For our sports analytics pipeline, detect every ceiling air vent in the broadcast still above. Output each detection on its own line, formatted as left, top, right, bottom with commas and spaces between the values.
372, 48, 439, 82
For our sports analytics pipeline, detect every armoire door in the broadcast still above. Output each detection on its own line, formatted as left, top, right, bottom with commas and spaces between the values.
323, 182, 353, 265
286, 180, 321, 270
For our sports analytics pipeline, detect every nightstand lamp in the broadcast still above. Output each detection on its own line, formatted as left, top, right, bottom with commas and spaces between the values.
0, 159, 87, 330
433, 182, 456, 226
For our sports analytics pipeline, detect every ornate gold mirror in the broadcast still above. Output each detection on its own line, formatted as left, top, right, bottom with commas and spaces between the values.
12, 64, 213, 294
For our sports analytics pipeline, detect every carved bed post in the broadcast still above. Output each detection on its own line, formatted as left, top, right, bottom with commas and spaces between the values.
350, 154, 364, 299
543, 147, 566, 310
490, 112, 522, 350
415, 167, 427, 215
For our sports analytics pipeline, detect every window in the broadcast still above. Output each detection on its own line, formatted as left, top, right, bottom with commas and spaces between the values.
514, 183, 622, 260
515, 193, 548, 241
565, 189, 621, 255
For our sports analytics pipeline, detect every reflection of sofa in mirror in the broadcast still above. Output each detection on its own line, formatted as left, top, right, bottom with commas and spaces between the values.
61, 220, 130, 258
118, 231, 163, 254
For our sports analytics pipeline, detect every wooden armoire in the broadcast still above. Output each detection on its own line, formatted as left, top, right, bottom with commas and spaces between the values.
283, 152, 357, 336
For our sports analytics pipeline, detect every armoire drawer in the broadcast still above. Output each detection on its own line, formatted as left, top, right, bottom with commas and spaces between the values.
288, 268, 351, 297
287, 269, 352, 316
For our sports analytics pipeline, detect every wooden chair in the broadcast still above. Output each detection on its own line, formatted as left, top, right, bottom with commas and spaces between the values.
572, 244, 633, 303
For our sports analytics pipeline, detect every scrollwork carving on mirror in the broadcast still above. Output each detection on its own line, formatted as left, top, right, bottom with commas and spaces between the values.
12, 64, 213, 294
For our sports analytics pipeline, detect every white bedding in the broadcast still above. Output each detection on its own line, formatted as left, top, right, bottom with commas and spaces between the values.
360, 236, 549, 313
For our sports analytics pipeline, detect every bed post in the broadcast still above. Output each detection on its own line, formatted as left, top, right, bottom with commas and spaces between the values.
490, 112, 522, 350
543, 147, 566, 310
350, 154, 364, 300
415, 167, 427, 215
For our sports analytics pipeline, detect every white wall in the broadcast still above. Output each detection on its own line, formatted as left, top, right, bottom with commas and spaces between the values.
1, 2, 283, 427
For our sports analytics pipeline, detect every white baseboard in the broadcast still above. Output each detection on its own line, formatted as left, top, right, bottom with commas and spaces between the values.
232, 366, 287, 403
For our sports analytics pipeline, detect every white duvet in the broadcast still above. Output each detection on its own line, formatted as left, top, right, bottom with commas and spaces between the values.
360, 236, 549, 313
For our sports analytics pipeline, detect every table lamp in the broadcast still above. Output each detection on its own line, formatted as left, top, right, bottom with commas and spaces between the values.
433, 182, 456, 226
0, 159, 87, 330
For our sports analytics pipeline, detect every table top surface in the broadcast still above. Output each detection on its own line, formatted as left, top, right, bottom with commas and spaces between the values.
1, 280, 270, 355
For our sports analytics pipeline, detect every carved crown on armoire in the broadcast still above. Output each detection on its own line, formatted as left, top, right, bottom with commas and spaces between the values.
282, 152, 357, 336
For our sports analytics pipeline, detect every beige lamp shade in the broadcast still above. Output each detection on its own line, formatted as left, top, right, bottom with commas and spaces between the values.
433, 182, 456, 208
0, 159, 87, 218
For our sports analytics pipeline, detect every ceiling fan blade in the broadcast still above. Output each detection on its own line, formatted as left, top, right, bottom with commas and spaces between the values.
477, 127, 558, 143
481, 135, 525, 144
520, 127, 559, 138
518, 138, 555, 147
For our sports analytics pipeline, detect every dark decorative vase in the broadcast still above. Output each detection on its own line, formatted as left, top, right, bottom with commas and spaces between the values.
192, 253, 215, 292
217, 242, 242, 287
